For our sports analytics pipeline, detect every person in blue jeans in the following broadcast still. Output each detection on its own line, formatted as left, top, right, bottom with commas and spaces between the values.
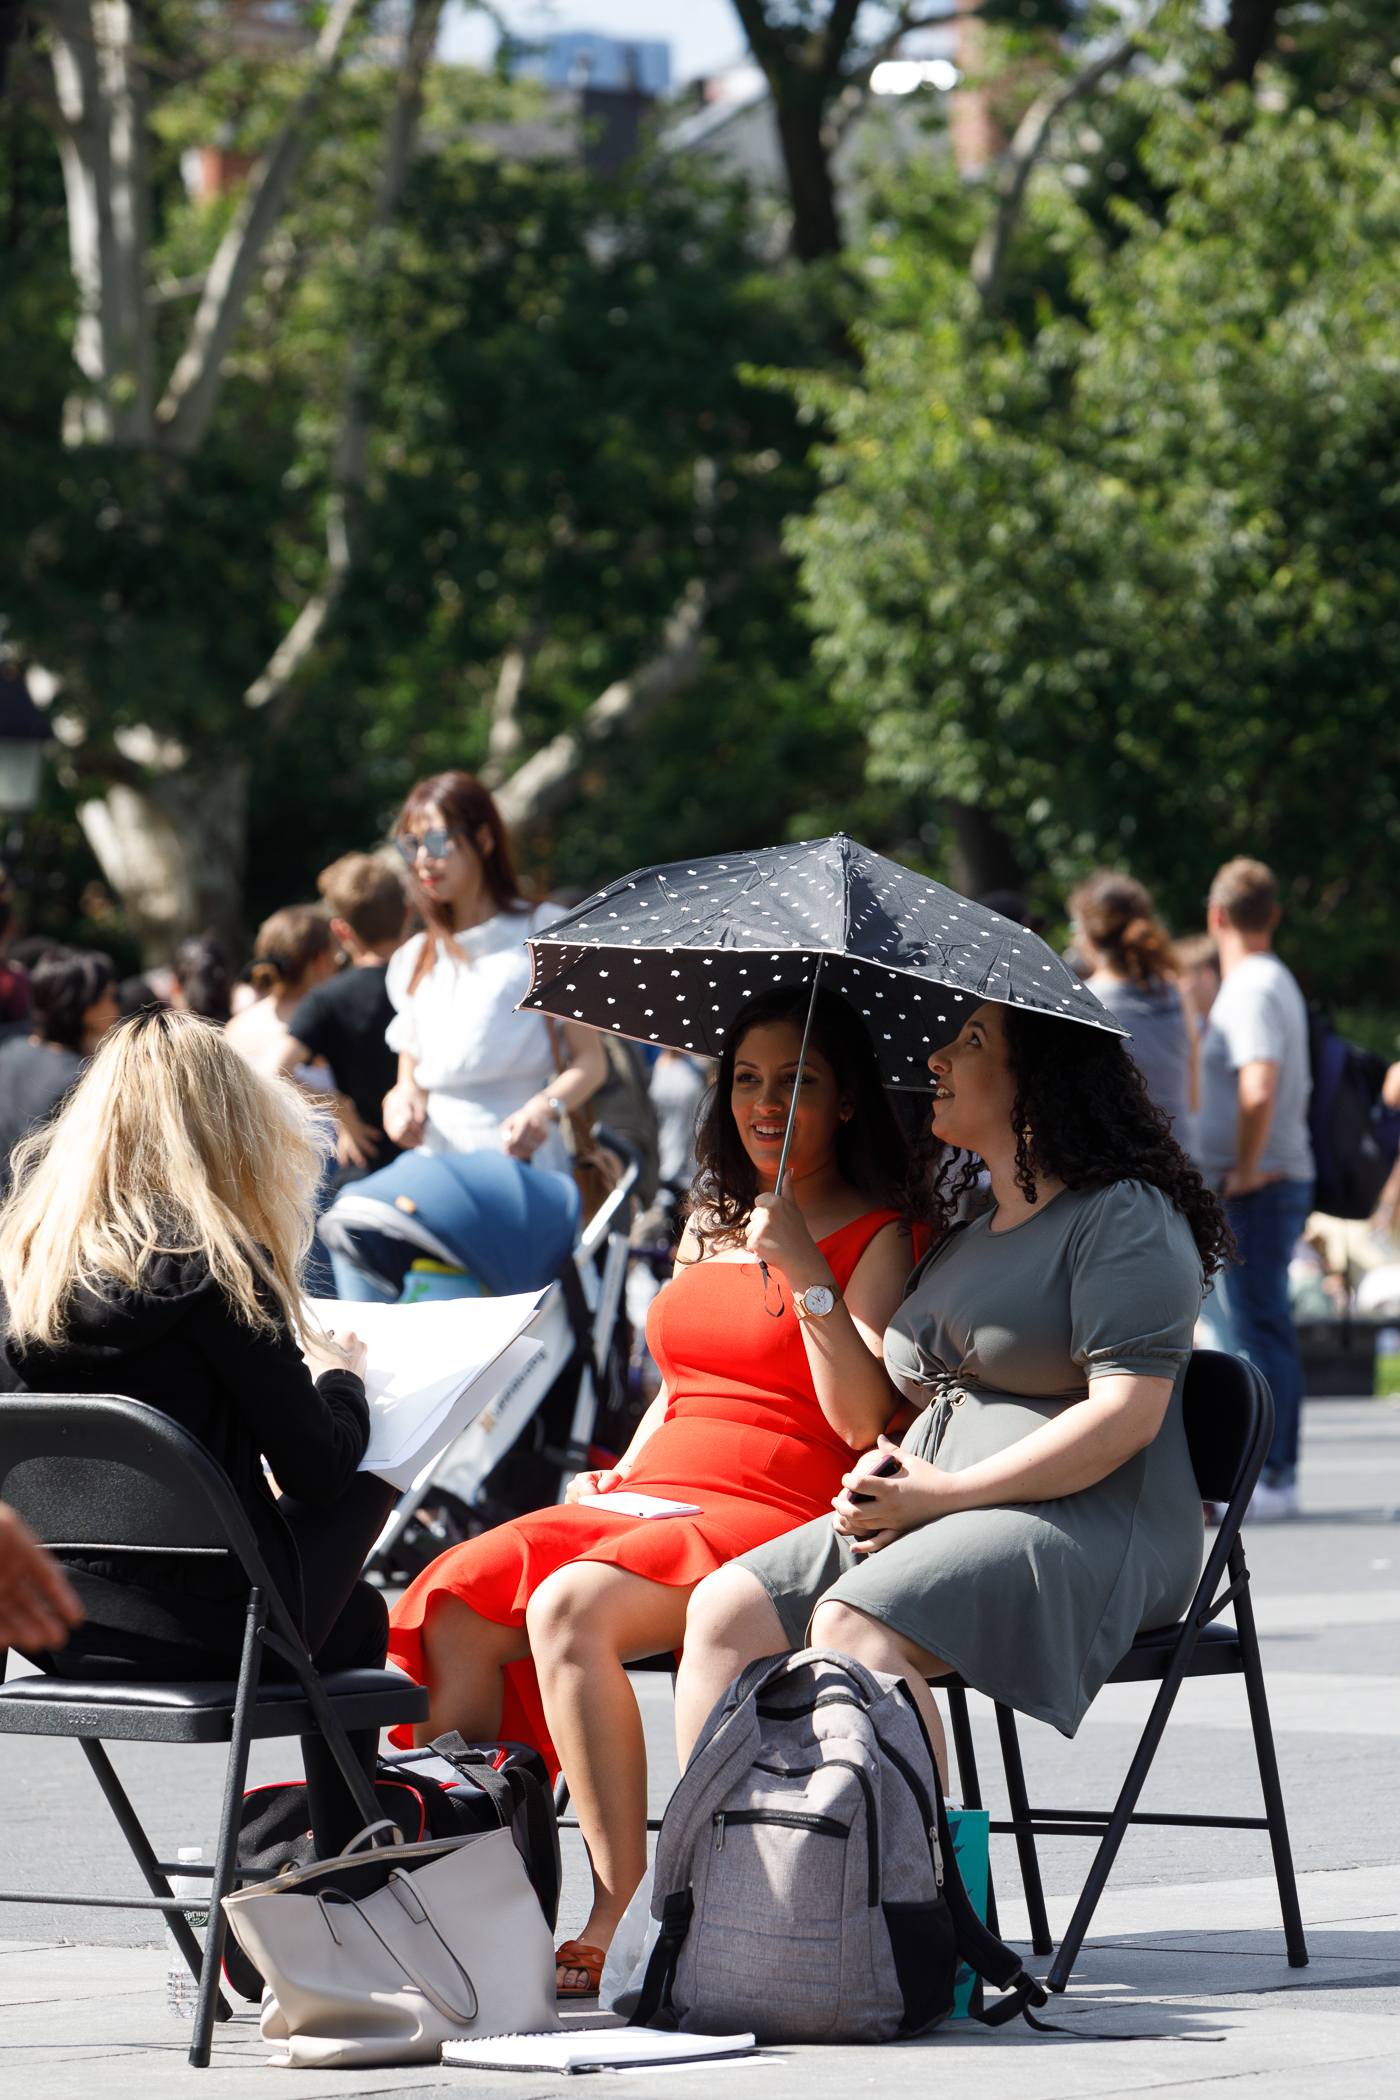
1197, 859, 1315, 1516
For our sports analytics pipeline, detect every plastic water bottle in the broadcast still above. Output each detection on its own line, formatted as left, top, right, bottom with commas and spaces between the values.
165, 1847, 209, 2018
1376, 1328, 1400, 1398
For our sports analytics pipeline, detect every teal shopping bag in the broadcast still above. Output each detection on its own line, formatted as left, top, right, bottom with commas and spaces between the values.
945, 1805, 990, 2019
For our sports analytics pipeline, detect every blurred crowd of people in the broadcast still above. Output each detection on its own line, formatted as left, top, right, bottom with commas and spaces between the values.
0, 802, 1393, 1532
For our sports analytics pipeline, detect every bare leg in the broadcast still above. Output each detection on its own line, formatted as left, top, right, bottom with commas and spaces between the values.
810, 1597, 950, 1791
526, 1563, 695, 1990
675, 1565, 790, 1768
412, 1592, 531, 1747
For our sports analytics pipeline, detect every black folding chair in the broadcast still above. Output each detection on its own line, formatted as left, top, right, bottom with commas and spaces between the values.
0, 1394, 428, 2067
943, 1349, 1308, 1991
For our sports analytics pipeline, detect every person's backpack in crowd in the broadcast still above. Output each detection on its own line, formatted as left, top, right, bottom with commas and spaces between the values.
632, 1649, 1046, 2044
224, 1736, 561, 2001
1308, 1010, 1400, 1220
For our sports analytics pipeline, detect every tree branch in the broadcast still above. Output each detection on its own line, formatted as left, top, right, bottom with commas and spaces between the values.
970, 36, 1138, 315
153, 0, 362, 455
244, 0, 444, 718
822, 0, 957, 154
480, 630, 542, 788
494, 580, 715, 834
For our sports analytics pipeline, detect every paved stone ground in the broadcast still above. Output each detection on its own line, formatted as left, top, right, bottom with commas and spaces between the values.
2, 1395, 1398, 2095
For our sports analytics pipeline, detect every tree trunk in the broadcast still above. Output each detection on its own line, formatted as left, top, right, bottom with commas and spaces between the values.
945, 800, 1024, 900
47, 0, 153, 443
77, 764, 251, 966
775, 98, 842, 260
731, 0, 860, 264
1220, 0, 1283, 84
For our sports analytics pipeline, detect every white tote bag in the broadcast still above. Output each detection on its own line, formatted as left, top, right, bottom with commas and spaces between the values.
223, 1822, 561, 2068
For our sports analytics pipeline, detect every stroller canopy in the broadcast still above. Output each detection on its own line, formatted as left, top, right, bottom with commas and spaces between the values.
320, 1150, 581, 1298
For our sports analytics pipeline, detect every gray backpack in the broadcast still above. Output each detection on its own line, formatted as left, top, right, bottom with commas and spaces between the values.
633, 1649, 1047, 2044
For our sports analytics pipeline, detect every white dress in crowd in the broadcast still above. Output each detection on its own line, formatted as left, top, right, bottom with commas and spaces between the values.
384, 903, 570, 1173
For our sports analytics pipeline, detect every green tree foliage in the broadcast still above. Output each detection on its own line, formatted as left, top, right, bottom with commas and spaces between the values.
2, 34, 889, 943
244, 145, 879, 913
786, 99, 1400, 996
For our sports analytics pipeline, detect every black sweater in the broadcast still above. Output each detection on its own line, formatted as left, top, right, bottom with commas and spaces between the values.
0, 1254, 370, 1653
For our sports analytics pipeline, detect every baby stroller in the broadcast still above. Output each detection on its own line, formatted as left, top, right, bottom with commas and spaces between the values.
316, 1144, 642, 1584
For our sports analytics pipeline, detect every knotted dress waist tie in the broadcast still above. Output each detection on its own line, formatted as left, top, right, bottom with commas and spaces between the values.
918, 1374, 976, 1461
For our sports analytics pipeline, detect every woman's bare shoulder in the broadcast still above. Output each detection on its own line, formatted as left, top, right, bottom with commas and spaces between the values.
847, 1215, 915, 1285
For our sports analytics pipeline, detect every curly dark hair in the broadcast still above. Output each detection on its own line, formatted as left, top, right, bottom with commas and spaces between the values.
690, 987, 926, 1247
925, 1007, 1230, 1278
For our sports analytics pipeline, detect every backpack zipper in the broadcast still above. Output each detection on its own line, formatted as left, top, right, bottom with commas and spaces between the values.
874, 1728, 943, 1887
731, 1758, 880, 1905
713, 1808, 849, 1849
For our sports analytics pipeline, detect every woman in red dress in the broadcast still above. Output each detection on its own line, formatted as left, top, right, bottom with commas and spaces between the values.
387, 987, 921, 1990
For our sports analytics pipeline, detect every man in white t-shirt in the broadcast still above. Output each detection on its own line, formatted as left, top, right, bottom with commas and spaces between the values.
1196, 859, 1314, 1517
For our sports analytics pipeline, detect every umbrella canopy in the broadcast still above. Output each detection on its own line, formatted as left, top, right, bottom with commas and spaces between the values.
521, 834, 1124, 1089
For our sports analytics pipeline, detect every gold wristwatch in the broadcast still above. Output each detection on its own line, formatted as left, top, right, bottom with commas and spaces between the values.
793, 1283, 839, 1321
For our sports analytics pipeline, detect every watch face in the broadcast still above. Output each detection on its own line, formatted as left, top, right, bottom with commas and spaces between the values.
803, 1285, 836, 1317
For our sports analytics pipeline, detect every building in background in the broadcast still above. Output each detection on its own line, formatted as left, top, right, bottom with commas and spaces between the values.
509, 29, 670, 173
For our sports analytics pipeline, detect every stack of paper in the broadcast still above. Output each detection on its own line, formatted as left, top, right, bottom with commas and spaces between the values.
308, 1292, 548, 1490
441, 2029, 757, 2073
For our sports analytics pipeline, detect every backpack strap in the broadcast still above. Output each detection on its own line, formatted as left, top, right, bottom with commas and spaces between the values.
502, 1763, 563, 1933
629, 1888, 694, 2028
427, 1735, 516, 1828
931, 1784, 1047, 2026
911, 1699, 1221, 2043
898, 1687, 1048, 2026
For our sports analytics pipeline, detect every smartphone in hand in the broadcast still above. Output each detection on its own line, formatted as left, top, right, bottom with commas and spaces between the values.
848, 1451, 903, 1504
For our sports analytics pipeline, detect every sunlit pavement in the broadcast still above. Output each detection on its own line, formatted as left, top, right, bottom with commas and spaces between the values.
2, 1397, 1397, 2095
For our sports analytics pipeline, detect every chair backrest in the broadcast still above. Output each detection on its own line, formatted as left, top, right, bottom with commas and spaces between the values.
1180, 1350, 1275, 1506
0, 1393, 278, 1594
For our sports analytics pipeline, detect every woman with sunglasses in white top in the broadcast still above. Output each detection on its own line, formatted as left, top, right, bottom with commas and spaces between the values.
381, 772, 606, 1168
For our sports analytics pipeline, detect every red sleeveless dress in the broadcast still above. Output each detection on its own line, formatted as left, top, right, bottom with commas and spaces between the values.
387, 1208, 903, 1770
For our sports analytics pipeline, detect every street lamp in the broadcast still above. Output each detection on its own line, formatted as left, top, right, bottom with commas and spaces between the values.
0, 664, 52, 856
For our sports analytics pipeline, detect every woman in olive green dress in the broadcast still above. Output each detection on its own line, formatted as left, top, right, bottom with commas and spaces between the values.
674, 997, 1231, 1782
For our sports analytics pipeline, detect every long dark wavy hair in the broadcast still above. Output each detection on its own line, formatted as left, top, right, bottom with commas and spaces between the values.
689, 987, 925, 1248
928, 1006, 1231, 1277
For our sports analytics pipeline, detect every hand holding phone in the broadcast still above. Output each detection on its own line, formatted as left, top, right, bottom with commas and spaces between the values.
847, 1451, 904, 1504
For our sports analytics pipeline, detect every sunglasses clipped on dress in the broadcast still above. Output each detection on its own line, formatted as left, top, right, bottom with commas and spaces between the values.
395, 828, 459, 867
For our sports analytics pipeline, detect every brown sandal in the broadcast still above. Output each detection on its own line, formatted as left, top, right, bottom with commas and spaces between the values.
555, 1938, 607, 1997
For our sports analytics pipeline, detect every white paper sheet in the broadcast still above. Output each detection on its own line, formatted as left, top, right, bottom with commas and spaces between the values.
307, 1292, 547, 1486
577, 1492, 702, 1519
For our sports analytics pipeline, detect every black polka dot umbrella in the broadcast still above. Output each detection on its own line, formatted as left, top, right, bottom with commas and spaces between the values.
521, 834, 1125, 1101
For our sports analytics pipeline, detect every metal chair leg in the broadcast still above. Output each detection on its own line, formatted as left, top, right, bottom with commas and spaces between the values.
190, 1590, 267, 2068
944, 1683, 998, 1939
1231, 1543, 1308, 1968
79, 1738, 227, 2013
994, 1702, 1052, 1956
1045, 1656, 1192, 1994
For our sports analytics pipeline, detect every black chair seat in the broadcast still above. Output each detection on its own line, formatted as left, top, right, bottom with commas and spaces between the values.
0, 1667, 427, 1742
1109, 1621, 1241, 1682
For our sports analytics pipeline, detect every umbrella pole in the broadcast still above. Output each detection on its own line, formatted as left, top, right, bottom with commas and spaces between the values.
774, 956, 824, 1190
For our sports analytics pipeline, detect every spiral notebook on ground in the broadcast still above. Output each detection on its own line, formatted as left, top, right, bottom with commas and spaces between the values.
441, 2030, 757, 2073
308, 1291, 548, 1490
578, 1492, 702, 1519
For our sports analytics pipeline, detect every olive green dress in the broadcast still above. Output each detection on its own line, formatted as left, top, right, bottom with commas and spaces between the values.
737, 1179, 1205, 1736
